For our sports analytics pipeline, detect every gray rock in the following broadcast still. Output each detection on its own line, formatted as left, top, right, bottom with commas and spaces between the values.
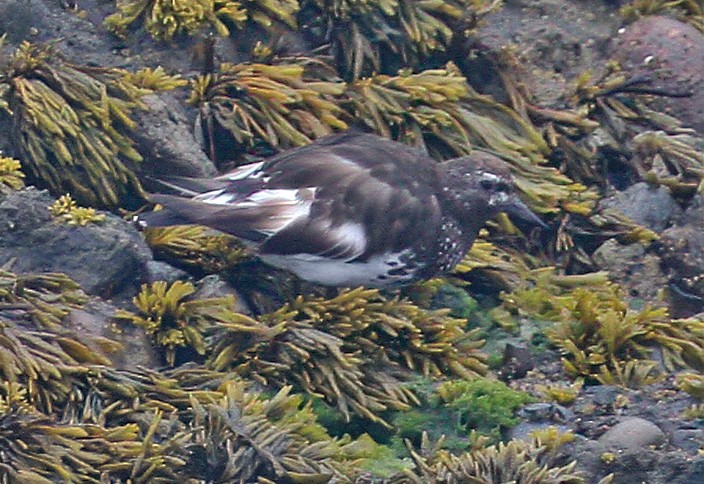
588, 385, 623, 407
518, 403, 574, 422
600, 183, 683, 233
194, 275, 251, 314
506, 422, 575, 442
67, 300, 160, 371
592, 239, 668, 302
0, 188, 151, 299
612, 16, 704, 133
678, 195, 704, 226
671, 428, 704, 454
133, 93, 217, 179
680, 456, 704, 483
660, 224, 704, 316
146, 260, 190, 285
598, 417, 666, 450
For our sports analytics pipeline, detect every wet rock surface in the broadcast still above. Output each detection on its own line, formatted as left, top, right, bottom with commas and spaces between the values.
0, 1, 703, 482
67, 299, 161, 370
598, 416, 665, 449
133, 94, 218, 179
658, 194, 704, 315
509, 368, 704, 483
612, 15, 704, 133
599, 182, 683, 233
476, 0, 619, 106
0, 188, 151, 300
592, 239, 668, 302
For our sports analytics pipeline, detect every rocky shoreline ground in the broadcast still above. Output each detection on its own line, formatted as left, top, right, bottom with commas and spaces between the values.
0, 1, 703, 482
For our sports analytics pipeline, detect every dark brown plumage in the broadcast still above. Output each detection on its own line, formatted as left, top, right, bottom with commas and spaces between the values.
141, 132, 544, 287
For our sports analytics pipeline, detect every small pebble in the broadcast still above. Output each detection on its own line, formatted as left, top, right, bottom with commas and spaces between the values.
598, 417, 665, 450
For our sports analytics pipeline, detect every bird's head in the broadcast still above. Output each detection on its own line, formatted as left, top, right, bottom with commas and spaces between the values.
439, 152, 545, 228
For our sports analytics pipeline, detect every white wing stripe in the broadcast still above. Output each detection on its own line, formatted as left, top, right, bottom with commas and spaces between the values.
216, 161, 265, 181
322, 222, 367, 260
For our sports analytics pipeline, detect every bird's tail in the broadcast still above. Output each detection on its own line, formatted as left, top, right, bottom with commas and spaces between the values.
135, 206, 195, 228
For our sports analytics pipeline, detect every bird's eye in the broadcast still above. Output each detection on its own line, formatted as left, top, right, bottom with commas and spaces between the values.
496, 182, 509, 192
480, 179, 494, 190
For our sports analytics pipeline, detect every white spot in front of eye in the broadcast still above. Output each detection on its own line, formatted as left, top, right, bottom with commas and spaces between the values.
643, 55, 655, 65
478, 173, 501, 183
489, 191, 510, 206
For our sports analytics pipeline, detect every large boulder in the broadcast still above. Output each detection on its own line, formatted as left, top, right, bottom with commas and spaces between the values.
0, 188, 152, 300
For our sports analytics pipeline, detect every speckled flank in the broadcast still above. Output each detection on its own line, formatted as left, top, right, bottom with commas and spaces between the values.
434, 216, 469, 272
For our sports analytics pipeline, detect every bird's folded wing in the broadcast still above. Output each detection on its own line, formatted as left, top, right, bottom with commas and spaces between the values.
147, 191, 311, 243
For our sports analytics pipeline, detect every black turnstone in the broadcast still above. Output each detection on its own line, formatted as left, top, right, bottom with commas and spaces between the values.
141, 132, 544, 287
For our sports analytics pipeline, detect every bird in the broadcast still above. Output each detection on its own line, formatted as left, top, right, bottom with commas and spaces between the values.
139, 132, 545, 287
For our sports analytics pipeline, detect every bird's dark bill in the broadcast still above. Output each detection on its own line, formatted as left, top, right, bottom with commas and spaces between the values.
503, 196, 547, 228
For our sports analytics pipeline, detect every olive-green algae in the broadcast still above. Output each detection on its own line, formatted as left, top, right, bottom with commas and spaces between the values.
677, 372, 704, 400
0, 270, 113, 414
190, 58, 348, 157
144, 225, 248, 274
115, 280, 235, 366
620, 0, 704, 31
206, 286, 488, 426
388, 430, 598, 483
568, 64, 704, 196
49, 194, 107, 226
105, 0, 299, 40
122, 66, 189, 91
0, 42, 148, 209
105, 0, 249, 40
116, 284, 488, 426
0, 156, 24, 190
537, 381, 583, 405
301, 0, 500, 80
495, 269, 704, 386
71, 367, 394, 482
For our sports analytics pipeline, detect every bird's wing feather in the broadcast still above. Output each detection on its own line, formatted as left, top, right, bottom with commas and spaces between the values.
258, 136, 443, 259
147, 133, 442, 260
148, 191, 313, 243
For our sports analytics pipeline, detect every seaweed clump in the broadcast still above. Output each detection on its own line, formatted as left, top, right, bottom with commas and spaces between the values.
0, 270, 112, 413
143, 225, 248, 274
207, 286, 489, 425
122, 66, 189, 91
497, 269, 704, 386
0, 156, 24, 190
115, 280, 235, 365
300, 0, 499, 80
71, 367, 382, 482
0, 42, 147, 208
117, 284, 487, 425
105, 0, 248, 39
105, 0, 299, 40
389, 431, 594, 483
0, 388, 190, 483
184, 380, 351, 481
190, 58, 348, 158
49, 194, 106, 226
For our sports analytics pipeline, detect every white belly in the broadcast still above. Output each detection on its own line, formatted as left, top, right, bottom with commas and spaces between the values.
259, 251, 417, 287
